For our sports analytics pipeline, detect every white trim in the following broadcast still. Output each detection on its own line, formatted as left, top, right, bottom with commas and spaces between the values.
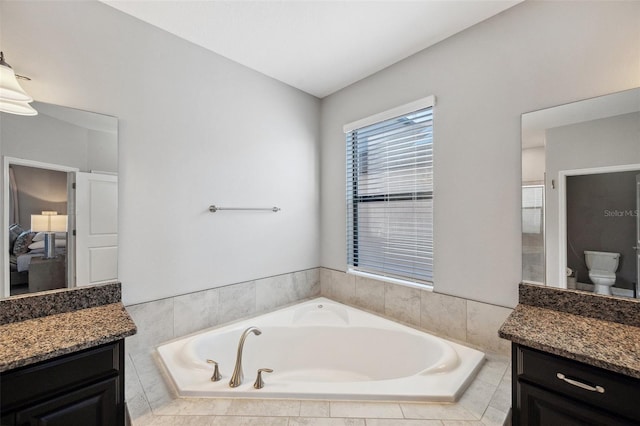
557, 162, 640, 290
343, 95, 436, 133
347, 267, 434, 292
2, 156, 79, 298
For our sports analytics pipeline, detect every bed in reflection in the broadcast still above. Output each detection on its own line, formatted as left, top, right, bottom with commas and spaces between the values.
8, 224, 67, 295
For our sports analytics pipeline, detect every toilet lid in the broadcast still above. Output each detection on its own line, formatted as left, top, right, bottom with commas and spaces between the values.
589, 269, 615, 279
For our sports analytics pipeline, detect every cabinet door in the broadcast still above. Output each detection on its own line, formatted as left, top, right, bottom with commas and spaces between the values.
14, 377, 118, 426
515, 344, 640, 420
520, 381, 635, 426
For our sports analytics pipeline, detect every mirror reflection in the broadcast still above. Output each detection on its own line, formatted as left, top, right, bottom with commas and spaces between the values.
521, 88, 640, 298
2, 101, 118, 297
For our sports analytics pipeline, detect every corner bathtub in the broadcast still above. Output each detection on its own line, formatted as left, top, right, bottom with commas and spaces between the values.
157, 297, 485, 402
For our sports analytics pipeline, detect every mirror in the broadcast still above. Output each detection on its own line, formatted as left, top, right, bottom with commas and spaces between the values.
1, 101, 118, 298
522, 87, 640, 299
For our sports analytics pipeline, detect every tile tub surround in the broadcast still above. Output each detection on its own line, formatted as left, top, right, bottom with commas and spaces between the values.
320, 268, 513, 355
125, 269, 321, 356
125, 267, 513, 424
0, 281, 122, 324
500, 284, 640, 377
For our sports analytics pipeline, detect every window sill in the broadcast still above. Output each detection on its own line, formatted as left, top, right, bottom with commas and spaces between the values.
346, 268, 434, 292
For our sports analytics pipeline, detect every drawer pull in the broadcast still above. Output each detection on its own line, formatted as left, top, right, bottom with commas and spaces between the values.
556, 373, 605, 393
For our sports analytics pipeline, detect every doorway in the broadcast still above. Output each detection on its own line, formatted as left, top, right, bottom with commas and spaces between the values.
3, 157, 77, 297
559, 165, 640, 297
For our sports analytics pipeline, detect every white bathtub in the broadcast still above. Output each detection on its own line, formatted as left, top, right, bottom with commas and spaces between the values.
157, 297, 485, 402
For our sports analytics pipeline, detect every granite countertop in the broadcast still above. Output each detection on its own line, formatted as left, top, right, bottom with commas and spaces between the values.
0, 302, 136, 372
0, 283, 136, 373
499, 284, 640, 379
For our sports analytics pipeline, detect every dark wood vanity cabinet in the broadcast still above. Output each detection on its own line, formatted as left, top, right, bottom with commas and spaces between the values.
0, 340, 125, 426
512, 343, 640, 425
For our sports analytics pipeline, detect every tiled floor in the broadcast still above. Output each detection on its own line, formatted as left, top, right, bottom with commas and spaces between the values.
128, 351, 511, 426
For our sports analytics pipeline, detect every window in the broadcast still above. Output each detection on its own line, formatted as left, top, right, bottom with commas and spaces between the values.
345, 96, 434, 285
522, 185, 544, 234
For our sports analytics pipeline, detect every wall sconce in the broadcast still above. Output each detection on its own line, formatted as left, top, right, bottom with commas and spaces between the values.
31, 211, 67, 259
0, 51, 37, 116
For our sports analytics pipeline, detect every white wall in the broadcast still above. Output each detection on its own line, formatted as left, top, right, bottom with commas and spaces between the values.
87, 129, 118, 174
522, 147, 545, 184
320, 1, 640, 308
1, 103, 118, 174
545, 111, 640, 286
1, 113, 91, 171
11, 165, 68, 228
0, 0, 320, 305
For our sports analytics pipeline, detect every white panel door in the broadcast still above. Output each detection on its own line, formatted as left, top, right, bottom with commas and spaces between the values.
76, 172, 118, 286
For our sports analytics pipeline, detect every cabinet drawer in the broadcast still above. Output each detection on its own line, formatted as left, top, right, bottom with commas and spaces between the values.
1, 341, 122, 411
516, 345, 640, 422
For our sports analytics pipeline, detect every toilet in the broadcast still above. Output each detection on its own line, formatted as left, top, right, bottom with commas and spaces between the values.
584, 250, 620, 295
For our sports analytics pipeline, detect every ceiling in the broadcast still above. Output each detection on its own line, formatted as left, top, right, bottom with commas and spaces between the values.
102, 1, 522, 98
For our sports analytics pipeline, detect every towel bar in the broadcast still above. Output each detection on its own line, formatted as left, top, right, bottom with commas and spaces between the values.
209, 205, 280, 213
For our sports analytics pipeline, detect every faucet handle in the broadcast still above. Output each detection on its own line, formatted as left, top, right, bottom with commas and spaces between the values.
206, 359, 222, 382
253, 368, 273, 389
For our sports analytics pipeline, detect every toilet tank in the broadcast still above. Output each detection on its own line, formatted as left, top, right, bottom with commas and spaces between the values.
584, 251, 620, 272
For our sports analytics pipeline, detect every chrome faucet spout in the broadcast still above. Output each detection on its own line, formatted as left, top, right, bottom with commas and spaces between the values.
229, 326, 262, 387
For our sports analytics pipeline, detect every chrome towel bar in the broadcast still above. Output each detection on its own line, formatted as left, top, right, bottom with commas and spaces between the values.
209, 205, 280, 213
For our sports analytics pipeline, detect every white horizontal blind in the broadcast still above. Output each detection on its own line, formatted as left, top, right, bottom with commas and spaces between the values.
346, 105, 433, 284
522, 185, 544, 234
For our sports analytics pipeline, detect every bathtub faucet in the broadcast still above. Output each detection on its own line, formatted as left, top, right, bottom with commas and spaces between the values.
229, 326, 262, 387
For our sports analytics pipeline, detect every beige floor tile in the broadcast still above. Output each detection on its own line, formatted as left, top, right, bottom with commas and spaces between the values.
400, 403, 477, 421
131, 413, 160, 426
457, 378, 497, 419
480, 406, 508, 426
126, 354, 153, 419
173, 416, 217, 426
474, 355, 509, 387
366, 419, 443, 425
330, 401, 404, 419
211, 416, 289, 425
131, 353, 176, 410
289, 418, 366, 426
224, 398, 300, 416
154, 398, 236, 416
488, 379, 511, 414
300, 400, 331, 417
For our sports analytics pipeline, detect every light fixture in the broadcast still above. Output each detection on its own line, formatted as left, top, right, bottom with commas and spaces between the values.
0, 51, 37, 116
31, 211, 67, 259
